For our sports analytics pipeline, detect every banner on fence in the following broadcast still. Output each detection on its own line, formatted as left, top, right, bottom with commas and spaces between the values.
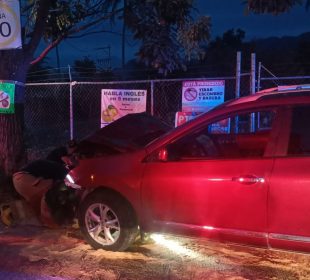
182, 80, 225, 112
175, 111, 203, 127
101, 89, 147, 127
0, 0, 22, 49
0, 82, 15, 113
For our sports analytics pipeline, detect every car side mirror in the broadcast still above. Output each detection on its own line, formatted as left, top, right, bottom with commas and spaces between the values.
144, 148, 169, 163
158, 148, 168, 162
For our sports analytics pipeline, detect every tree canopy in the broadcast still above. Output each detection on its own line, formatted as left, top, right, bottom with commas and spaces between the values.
245, 0, 309, 14
19, 0, 211, 74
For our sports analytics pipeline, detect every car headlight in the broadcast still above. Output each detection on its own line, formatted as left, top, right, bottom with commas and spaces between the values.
66, 174, 75, 184
65, 174, 82, 189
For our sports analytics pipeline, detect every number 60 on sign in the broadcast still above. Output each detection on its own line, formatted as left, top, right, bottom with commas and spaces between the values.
0, 0, 21, 50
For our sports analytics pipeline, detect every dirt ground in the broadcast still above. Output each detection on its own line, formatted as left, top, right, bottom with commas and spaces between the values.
1, 189, 310, 280
1, 222, 310, 280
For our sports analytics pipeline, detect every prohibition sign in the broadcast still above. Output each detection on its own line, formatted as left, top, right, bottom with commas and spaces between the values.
184, 87, 198, 101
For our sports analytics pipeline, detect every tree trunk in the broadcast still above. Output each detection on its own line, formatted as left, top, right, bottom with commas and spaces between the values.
0, 49, 31, 176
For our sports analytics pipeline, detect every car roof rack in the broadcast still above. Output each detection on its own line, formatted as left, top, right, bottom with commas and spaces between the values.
256, 84, 310, 101
277, 84, 310, 91
258, 84, 310, 95
227, 84, 310, 107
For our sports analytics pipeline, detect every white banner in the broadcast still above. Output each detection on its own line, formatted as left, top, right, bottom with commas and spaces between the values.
101, 89, 147, 127
182, 80, 225, 112
0, 0, 22, 49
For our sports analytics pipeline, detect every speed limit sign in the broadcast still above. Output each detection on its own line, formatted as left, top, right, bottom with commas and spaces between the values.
0, 0, 22, 49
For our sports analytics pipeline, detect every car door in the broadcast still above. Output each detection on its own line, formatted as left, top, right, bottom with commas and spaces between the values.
141, 108, 279, 246
268, 105, 310, 252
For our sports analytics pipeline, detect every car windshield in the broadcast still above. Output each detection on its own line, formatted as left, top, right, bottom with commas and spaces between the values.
146, 99, 235, 148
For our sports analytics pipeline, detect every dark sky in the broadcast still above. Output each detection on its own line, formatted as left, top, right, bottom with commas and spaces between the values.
50, 1, 310, 69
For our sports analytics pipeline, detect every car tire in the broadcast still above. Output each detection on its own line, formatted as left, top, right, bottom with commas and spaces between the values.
78, 190, 139, 251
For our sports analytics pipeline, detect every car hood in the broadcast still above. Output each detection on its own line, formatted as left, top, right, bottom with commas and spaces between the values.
78, 112, 172, 157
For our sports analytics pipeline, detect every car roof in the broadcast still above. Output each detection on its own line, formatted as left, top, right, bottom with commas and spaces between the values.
227, 84, 310, 107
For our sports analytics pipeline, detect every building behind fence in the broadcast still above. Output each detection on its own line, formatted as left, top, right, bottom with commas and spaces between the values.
24, 74, 310, 155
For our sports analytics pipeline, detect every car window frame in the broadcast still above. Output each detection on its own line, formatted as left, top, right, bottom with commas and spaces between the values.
148, 106, 284, 162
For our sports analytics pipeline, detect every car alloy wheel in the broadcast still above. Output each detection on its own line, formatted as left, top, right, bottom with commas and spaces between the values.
85, 202, 120, 246
79, 190, 139, 251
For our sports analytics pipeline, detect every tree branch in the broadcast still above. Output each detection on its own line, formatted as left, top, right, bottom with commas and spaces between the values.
25, 0, 52, 56
30, 7, 124, 65
68, 29, 123, 39
30, 37, 63, 65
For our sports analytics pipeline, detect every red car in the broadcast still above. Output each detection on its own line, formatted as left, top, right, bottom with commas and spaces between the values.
70, 85, 310, 252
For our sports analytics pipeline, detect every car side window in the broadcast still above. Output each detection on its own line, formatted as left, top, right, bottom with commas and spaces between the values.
287, 106, 310, 156
166, 110, 275, 161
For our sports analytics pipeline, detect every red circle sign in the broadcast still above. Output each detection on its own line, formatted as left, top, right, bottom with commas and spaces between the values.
184, 88, 198, 101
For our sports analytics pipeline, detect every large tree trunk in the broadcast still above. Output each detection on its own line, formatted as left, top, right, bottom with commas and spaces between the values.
0, 49, 31, 176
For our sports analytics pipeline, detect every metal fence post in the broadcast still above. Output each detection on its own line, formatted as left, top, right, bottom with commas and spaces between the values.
235, 51, 241, 99
68, 65, 74, 140
257, 61, 262, 92
150, 80, 154, 116
235, 52, 241, 133
251, 53, 256, 95
250, 53, 256, 132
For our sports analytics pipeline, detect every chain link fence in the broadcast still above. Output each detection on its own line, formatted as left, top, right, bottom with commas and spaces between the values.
25, 75, 252, 155
24, 83, 70, 153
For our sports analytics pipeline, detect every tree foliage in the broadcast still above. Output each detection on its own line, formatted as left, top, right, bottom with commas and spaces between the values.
73, 57, 97, 78
19, 0, 210, 73
125, 0, 211, 74
198, 29, 255, 76
244, 0, 309, 14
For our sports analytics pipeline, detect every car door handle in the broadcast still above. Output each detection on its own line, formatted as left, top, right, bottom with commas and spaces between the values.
232, 175, 265, 185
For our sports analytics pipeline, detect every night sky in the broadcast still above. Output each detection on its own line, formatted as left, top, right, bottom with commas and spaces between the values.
48, 1, 310, 68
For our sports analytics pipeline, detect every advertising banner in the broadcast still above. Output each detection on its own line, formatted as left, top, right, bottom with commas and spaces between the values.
101, 89, 147, 127
182, 80, 225, 112
175, 111, 203, 127
0, 0, 22, 49
0, 82, 15, 113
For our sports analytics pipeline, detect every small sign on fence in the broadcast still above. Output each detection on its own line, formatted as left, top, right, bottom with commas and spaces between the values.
176, 80, 225, 127
101, 89, 147, 127
175, 111, 203, 127
0, 82, 15, 114
182, 80, 225, 112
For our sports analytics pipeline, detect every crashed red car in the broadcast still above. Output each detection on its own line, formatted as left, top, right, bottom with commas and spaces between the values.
70, 85, 310, 253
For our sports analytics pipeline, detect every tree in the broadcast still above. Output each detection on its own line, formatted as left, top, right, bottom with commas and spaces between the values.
125, 0, 211, 75
0, 0, 210, 176
245, 0, 309, 14
201, 29, 254, 76
73, 57, 97, 79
